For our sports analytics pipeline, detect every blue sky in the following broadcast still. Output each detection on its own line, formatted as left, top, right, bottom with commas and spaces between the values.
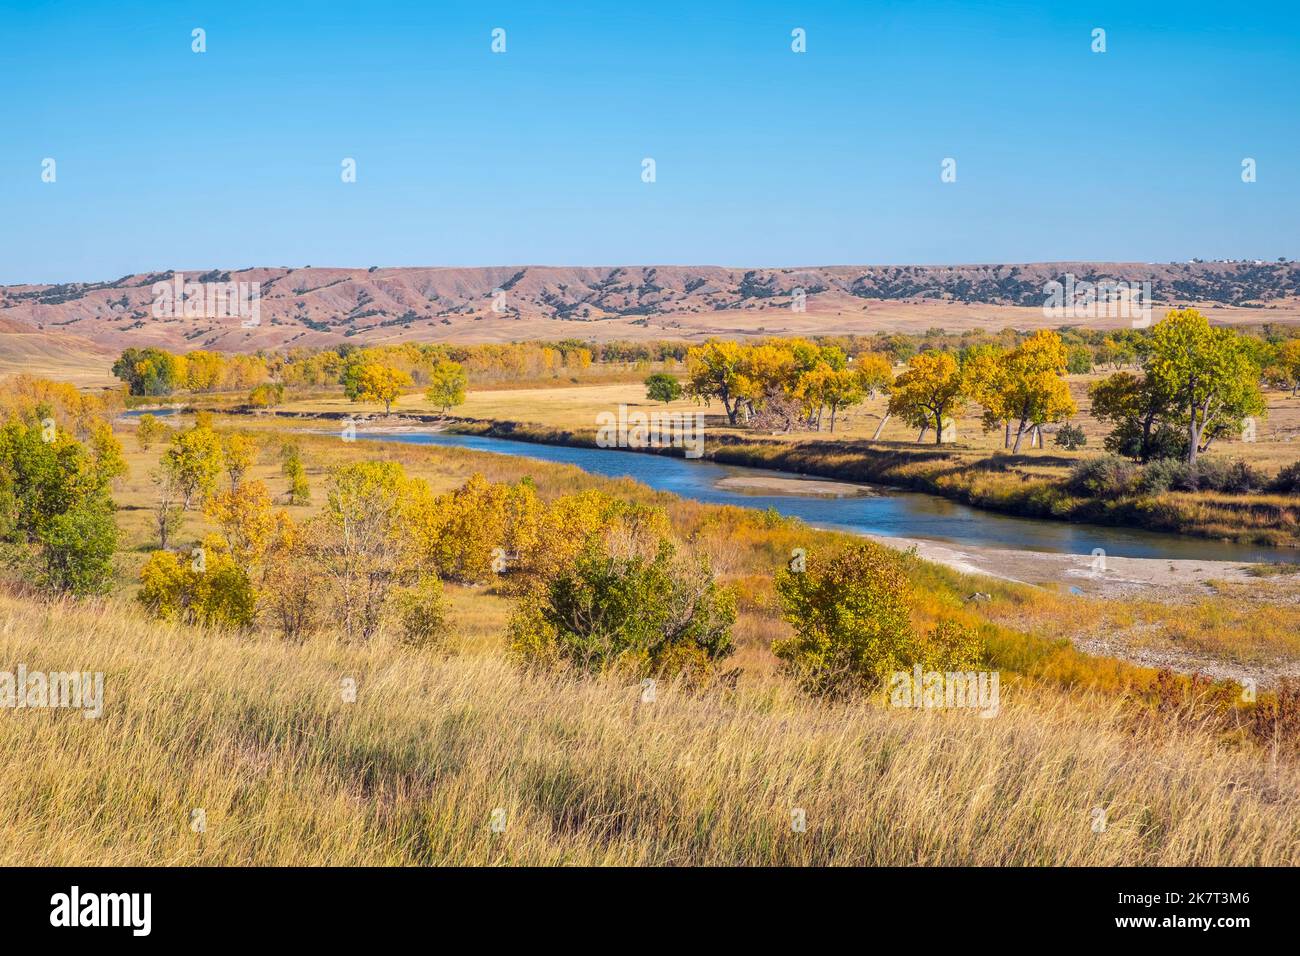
1, 0, 1296, 283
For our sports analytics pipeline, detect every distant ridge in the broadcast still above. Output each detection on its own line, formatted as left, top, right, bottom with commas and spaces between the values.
3, 261, 1297, 354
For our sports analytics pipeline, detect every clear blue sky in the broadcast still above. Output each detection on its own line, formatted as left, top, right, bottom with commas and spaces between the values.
2, 0, 1296, 284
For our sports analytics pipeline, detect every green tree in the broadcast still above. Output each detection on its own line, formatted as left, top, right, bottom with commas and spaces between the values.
1088, 371, 1181, 462
1066, 345, 1094, 375
1146, 309, 1265, 464
0, 419, 119, 596
644, 372, 683, 405
111, 347, 184, 396
424, 360, 468, 414
37, 496, 118, 595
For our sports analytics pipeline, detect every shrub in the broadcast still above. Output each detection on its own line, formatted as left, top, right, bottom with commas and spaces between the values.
1053, 423, 1087, 450
1103, 420, 1187, 463
1199, 458, 1265, 494
1136, 457, 1190, 494
508, 535, 735, 678
1269, 461, 1300, 494
394, 574, 449, 648
773, 543, 983, 697
137, 546, 256, 629
1066, 455, 1137, 497
1137, 457, 1264, 495
37, 497, 118, 595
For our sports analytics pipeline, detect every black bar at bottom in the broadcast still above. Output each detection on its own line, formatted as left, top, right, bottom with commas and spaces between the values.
0, 866, 1283, 942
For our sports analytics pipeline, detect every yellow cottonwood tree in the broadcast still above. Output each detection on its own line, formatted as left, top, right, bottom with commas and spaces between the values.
982, 331, 1076, 453
886, 352, 967, 444
344, 363, 412, 416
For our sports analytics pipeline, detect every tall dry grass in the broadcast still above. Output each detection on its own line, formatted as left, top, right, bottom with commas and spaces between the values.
2, 592, 1297, 866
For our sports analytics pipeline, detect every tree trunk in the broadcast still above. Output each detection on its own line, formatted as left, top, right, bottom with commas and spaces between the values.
1004, 421, 1011, 448
934, 415, 944, 445
871, 412, 891, 441
829, 406, 838, 433
917, 425, 929, 443
1011, 420, 1027, 454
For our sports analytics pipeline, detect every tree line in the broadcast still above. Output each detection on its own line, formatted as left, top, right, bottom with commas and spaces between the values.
679, 309, 1267, 465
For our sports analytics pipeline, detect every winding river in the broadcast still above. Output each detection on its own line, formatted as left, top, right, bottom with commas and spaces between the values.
344, 429, 1298, 565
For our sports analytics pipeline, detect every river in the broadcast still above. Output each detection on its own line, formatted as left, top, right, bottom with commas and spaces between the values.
342, 429, 1297, 565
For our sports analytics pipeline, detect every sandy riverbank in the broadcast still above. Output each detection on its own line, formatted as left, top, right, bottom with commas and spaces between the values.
867, 533, 1259, 598
714, 474, 875, 497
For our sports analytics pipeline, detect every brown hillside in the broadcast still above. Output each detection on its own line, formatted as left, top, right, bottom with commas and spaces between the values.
2, 261, 1298, 354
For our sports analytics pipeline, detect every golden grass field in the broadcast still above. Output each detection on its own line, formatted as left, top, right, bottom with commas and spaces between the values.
4, 588, 1299, 866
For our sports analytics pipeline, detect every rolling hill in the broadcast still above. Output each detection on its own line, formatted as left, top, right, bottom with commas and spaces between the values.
2, 260, 1298, 356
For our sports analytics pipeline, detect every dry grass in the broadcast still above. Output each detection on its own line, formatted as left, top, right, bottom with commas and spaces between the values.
2, 592, 1298, 866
